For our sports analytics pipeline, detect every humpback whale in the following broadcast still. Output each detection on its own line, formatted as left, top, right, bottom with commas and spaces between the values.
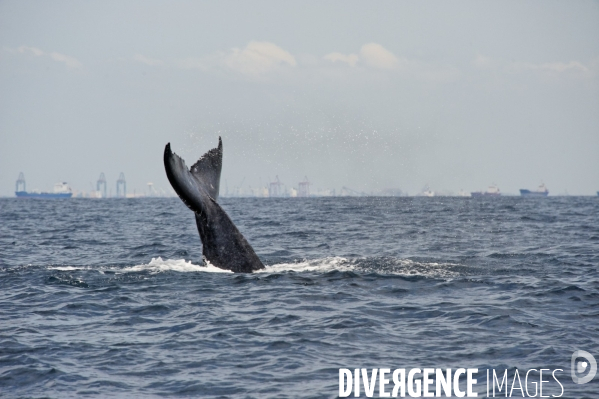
163, 138, 265, 273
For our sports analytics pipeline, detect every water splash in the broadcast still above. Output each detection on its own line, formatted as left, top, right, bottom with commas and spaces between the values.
262, 257, 460, 278
261, 256, 352, 273
123, 257, 232, 273
47, 256, 459, 277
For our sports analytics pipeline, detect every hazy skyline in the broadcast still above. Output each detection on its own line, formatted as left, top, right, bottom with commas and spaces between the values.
1, 1, 598, 196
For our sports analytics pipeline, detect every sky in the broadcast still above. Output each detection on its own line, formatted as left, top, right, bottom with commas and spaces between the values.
1, 0, 598, 196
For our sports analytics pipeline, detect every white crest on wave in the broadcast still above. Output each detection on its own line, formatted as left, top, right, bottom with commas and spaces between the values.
46, 257, 460, 278
123, 257, 232, 273
259, 257, 352, 273
48, 266, 88, 271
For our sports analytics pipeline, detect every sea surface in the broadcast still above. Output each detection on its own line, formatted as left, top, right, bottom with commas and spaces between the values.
0, 197, 598, 398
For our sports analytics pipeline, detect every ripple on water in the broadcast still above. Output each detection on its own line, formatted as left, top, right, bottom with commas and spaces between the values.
0, 197, 597, 398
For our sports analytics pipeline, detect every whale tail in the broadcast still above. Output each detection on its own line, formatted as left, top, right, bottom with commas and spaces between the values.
163, 138, 222, 211
189, 137, 222, 200
164, 138, 264, 273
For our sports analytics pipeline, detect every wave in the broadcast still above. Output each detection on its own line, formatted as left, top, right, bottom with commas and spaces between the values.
260, 256, 352, 273
122, 257, 231, 273
46, 256, 461, 278
47, 258, 232, 274
130, 256, 460, 278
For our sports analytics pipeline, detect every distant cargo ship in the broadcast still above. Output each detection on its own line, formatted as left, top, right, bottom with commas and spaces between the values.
471, 184, 501, 197
16, 182, 73, 199
520, 183, 549, 197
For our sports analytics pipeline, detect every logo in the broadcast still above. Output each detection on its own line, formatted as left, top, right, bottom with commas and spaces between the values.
571, 350, 597, 384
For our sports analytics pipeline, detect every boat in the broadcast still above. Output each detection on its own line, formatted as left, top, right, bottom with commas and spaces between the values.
471, 184, 501, 197
16, 182, 73, 198
418, 185, 435, 197
520, 183, 549, 197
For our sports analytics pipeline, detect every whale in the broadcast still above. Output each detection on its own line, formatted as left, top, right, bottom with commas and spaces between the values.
163, 138, 265, 273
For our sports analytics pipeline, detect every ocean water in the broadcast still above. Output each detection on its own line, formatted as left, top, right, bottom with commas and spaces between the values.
0, 196, 598, 398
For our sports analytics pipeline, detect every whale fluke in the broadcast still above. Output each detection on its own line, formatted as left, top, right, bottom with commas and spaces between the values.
164, 138, 265, 273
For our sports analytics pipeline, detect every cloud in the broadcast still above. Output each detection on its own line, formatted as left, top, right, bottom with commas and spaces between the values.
17, 46, 44, 56
516, 60, 589, 73
323, 43, 400, 70
13, 45, 82, 69
50, 52, 82, 69
359, 43, 399, 69
159, 41, 296, 76
321, 43, 459, 82
223, 41, 297, 76
323, 52, 359, 67
474, 54, 592, 76
133, 54, 164, 66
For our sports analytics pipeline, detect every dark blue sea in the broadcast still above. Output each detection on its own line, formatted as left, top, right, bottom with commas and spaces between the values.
1, 197, 598, 398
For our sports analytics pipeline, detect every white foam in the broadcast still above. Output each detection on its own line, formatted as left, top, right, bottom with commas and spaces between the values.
259, 257, 352, 273
46, 257, 459, 278
48, 266, 89, 271
262, 257, 459, 278
122, 257, 232, 273
381, 259, 460, 278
